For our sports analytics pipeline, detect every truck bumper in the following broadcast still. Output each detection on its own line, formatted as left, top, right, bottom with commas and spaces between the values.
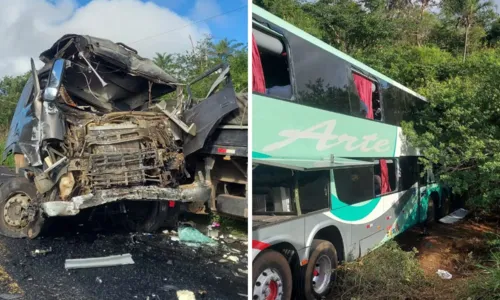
216, 194, 247, 218
41, 182, 211, 217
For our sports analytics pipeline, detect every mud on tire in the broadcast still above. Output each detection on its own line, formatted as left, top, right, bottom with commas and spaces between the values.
253, 249, 292, 300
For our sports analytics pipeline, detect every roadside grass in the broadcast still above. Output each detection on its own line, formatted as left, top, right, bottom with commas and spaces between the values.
210, 213, 247, 239
333, 241, 435, 300
334, 225, 500, 300
464, 233, 500, 300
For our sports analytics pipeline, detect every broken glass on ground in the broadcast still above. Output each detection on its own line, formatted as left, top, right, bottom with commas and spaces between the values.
178, 226, 217, 247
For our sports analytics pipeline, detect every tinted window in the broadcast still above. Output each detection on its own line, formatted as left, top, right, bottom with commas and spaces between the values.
381, 85, 405, 126
399, 157, 419, 190
374, 160, 397, 194
334, 166, 374, 204
252, 165, 294, 213
298, 171, 330, 214
284, 32, 352, 115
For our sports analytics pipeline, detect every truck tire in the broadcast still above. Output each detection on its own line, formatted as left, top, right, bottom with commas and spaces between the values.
253, 250, 292, 300
0, 177, 44, 238
298, 239, 338, 300
126, 201, 168, 233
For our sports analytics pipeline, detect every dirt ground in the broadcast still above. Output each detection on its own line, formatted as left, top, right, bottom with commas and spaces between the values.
396, 213, 500, 299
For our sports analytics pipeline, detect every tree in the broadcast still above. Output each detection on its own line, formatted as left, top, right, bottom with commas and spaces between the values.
441, 0, 495, 62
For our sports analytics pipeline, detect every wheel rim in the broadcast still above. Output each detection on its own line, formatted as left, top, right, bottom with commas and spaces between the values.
4, 193, 31, 228
312, 254, 332, 294
253, 268, 283, 300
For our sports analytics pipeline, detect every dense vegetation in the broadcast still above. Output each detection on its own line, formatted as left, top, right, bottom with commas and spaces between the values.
0, 36, 248, 166
255, 0, 500, 211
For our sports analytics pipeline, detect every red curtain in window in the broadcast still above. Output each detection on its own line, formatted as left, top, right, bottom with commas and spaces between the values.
252, 34, 266, 93
352, 73, 391, 194
379, 159, 391, 193
353, 73, 373, 119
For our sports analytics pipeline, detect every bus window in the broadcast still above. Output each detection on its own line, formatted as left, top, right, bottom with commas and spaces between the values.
298, 171, 330, 214
253, 27, 292, 100
334, 166, 374, 204
399, 156, 419, 190
284, 31, 353, 115
252, 165, 295, 214
374, 160, 397, 195
352, 71, 382, 121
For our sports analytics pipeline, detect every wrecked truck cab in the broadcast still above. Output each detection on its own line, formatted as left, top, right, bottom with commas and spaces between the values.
0, 34, 237, 238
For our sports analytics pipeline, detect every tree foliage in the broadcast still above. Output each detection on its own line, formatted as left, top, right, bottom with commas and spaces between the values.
153, 36, 248, 101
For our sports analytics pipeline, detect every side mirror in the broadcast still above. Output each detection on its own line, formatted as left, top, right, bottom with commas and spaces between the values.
43, 59, 66, 101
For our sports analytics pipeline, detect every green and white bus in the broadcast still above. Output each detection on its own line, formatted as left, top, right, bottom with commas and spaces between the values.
251, 4, 454, 300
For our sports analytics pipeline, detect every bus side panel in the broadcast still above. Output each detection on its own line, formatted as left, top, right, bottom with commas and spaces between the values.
252, 217, 306, 261
303, 209, 352, 261
383, 186, 421, 236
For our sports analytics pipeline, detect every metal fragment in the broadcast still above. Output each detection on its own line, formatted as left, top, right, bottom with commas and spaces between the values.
64, 253, 134, 270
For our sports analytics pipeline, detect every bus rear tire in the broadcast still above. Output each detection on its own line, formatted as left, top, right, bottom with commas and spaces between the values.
253, 249, 292, 300
300, 239, 338, 300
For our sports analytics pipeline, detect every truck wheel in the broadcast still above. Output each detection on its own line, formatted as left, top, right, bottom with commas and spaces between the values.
126, 201, 168, 233
253, 250, 292, 300
300, 239, 338, 300
0, 177, 44, 238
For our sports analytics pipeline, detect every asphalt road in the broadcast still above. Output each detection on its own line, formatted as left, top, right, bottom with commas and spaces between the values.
0, 168, 248, 300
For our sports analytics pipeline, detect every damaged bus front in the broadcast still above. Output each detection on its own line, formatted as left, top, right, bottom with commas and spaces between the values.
0, 34, 240, 238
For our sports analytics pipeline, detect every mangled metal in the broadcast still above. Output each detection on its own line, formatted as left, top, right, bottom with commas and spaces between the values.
2, 34, 238, 222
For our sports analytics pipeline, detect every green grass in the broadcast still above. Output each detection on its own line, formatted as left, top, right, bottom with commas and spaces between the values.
465, 233, 500, 300
333, 241, 434, 300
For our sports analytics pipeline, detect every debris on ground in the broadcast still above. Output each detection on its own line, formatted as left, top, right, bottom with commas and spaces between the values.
176, 290, 196, 300
439, 208, 469, 224
0, 294, 23, 300
227, 255, 239, 263
436, 269, 453, 279
160, 285, 179, 292
237, 293, 247, 298
65, 253, 135, 270
167, 260, 173, 265
211, 222, 220, 228
237, 268, 247, 274
95, 277, 103, 284
170, 236, 180, 242
178, 226, 216, 246
31, 247, 52, 257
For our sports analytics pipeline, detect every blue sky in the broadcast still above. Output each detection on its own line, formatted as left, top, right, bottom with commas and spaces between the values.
0, 0, 248, 77
75, 0, 248, 43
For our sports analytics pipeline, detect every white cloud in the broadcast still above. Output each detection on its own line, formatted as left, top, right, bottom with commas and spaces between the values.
0, 0, 210, 78
190, 0, 228, 27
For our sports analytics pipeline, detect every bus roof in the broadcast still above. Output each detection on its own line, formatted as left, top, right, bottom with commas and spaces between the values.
252, 4, 428, 102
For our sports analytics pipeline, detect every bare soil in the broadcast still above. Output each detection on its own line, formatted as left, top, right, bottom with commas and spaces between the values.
396, 213, 500, 299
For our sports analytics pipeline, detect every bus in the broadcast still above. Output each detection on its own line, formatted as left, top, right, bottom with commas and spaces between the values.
251, 4, 455, 300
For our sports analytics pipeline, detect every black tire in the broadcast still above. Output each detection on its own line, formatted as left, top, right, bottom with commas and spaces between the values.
125, 201, 168, 233
252, 250, 292, 300
0, 177, 44, 238
426, 192, 438, 224
297, 239, 338, 300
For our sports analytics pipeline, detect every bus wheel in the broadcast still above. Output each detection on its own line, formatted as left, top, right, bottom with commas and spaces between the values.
303, 239, 338, 300
253, 250, 292, 300
426, 194, 436, 223
0, 177, 44, 239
